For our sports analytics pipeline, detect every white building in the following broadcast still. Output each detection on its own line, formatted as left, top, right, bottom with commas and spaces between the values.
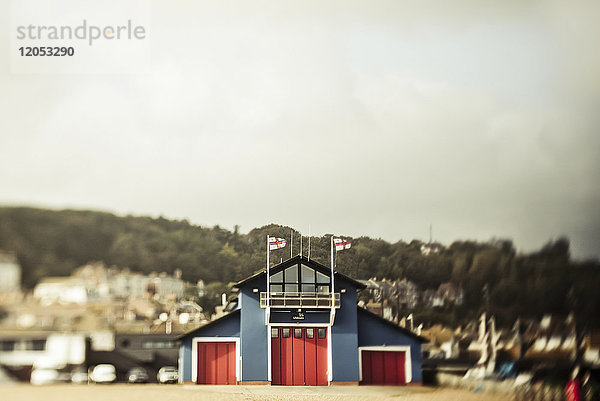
109, 271, 184, 299
109, 272, 149, 298
149, 274, 185, 299
33, 278, 88, 305
0, 331, 85, 368
0, 251, 21, 293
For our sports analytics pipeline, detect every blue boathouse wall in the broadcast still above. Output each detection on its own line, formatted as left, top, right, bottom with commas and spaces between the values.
239, 286, 269, 381
178, 310, 240, 383
356, 307, 423, 383
330, 283, 360, 381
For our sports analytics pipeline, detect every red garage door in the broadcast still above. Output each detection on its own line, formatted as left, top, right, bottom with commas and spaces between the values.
361, 350, 406, 385
196, 342, 236, 384
271, 327, 328, 386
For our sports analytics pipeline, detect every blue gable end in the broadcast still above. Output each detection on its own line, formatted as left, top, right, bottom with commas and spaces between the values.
356, 307, 425, 383
232, 256, 367, 383
178, 309, 240, 383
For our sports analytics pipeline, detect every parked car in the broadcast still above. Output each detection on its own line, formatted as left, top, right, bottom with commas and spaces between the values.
30, 368, 59, 385
127, 367, 149, 383
157, 366, 178, 384
71, 367, 89, 384
89, 364, 116, 383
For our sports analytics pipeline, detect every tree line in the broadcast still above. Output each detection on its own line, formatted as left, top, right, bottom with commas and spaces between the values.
0, 206, 598, 328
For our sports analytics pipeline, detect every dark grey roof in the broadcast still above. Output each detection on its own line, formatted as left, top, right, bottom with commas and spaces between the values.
175, 309, 240, 340
357, 306, 429, 343
233, 255, 366, 290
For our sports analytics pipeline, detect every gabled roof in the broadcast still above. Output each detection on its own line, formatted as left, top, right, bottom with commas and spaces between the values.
233, 255, 366, 290
357, 306, 429, 343
175, 309, 240, 340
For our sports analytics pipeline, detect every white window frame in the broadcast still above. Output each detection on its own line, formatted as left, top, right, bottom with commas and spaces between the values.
357, 345, 412, 384
327, 326, 333, 382
191, 337, 241, 384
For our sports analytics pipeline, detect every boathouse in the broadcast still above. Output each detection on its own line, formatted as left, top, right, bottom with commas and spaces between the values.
178, 255, 425, 385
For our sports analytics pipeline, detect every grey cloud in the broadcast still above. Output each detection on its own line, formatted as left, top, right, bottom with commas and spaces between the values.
1, 0, 599, 259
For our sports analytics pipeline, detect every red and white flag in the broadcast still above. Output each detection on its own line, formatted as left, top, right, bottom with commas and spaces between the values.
269, 237, 287, 250
334, 238, 351, 251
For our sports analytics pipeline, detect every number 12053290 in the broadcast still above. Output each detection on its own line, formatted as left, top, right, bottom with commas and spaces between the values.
18, 47, 74, 56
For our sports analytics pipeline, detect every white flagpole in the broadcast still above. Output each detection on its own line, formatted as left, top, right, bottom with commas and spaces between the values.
330, 235, 335, 301
335, 247, 337, 269
266, 235, 270, 301
308, 225, 311, 261
290, 230, 293, 259
300, 235, 303, 257
264, 235, 270, 325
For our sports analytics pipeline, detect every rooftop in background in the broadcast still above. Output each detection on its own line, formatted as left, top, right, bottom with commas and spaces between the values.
0, 251, 18, 264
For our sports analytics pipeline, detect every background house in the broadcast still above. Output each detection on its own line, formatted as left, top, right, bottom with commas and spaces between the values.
0, 251, 21, 294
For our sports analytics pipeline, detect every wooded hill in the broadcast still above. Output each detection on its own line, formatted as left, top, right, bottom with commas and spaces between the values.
0, 206, 598, 328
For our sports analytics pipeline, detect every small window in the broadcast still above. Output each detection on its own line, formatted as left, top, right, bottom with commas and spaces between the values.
306, 329, 314, 339
294, 329, 302, 339
271, 328, 279, 338
284, 265, 298, 283
1, 341, 15, 351
18, 340, 46, 351
282, 328, 291, 338
270, 284, 283, 293
285, 284, 298, 293
31, 340, 46, 351
143, 341, 175, 349
318, 328, 326, 339
317, 285, 330, 294
270, 271, 283, 283
301, 284, 315, 293
316, 271, 330, 284
301, 265, 315, 283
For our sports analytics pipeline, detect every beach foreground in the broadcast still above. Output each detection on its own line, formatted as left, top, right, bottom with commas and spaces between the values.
0, 383, 512, 401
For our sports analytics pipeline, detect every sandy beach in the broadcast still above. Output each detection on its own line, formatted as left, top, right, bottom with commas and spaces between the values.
0, 383, 513, 401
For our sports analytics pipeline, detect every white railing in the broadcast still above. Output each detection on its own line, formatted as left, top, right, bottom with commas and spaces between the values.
260, 292, 340, 308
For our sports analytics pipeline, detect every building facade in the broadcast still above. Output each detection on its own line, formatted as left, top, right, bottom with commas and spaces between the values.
0, 251, 21, 293
178, 256, 425, 385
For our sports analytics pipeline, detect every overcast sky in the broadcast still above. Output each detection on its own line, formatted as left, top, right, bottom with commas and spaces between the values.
1, 1, 599, 260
